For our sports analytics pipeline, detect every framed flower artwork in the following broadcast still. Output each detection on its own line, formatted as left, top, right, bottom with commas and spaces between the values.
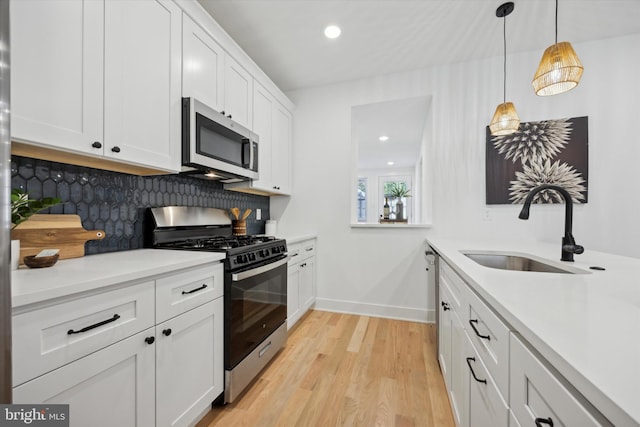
485, 116, 588, 205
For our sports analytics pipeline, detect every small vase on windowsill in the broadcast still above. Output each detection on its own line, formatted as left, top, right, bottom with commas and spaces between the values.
11, 239, 20, 270
396, 201, 404, 221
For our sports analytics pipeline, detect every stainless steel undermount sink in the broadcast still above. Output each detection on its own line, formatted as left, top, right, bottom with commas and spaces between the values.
462, 251, 588, 274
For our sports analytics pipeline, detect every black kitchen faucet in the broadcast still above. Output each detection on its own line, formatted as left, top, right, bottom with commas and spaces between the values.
518, 184, 584, 262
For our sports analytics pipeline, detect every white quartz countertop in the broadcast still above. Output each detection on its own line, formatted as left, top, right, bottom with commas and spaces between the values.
11, 249, 225, 309
283, 234, 317, 245
426, 237, 640, 427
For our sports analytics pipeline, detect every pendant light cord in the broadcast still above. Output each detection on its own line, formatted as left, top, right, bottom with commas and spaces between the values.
503, 11, 507, 104
555, 0, 558, 44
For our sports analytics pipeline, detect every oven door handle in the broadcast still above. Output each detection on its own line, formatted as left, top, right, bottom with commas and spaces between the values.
231, 256, 289, 281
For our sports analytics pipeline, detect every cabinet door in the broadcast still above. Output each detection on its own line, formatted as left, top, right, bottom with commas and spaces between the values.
251, 81, 274, 190
11, 0, 104, 155
466, 333, 509, 427
13, 328, 156, 427
182, 13, 225, 112
299, 257, 315, 312
287, 264, 301, 329
156, 298, 224, 427
104, 0, 181, 172
450, 310, 469, 427
271, 101, 292, 194
224, 55, 253, 129
438, 283, 454, 386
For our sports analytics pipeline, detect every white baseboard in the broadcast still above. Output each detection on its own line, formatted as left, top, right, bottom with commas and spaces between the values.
313, 298, 435, 324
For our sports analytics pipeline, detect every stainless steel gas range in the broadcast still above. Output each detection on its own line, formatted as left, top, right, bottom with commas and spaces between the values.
147, 206, 287, 403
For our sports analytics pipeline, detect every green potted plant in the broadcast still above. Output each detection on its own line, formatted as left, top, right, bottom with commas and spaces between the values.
10, 189, 62, 269
388, 182, 411, 220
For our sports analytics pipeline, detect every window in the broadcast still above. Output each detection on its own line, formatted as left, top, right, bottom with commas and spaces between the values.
357, 177, 367, 223
380, 176, 412, 222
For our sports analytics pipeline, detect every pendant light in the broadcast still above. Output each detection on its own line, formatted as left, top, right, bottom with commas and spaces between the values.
489, 2, 520, 136
532, 0, 583, 96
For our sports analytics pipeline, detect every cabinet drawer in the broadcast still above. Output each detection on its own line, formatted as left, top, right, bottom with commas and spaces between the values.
155, 263, 223, 323
287, 243, 302, 265
440, 262, 467, 319
510, 334, 612, 427
465, 288, 510, 400
300, 240, 315, 260
466, 333, 509, 427
13, 281, 155, 386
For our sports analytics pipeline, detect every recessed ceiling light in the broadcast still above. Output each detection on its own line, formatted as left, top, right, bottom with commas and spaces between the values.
387, 161, 395, 166
379, 135, 389, 141
324, 25, 341, 39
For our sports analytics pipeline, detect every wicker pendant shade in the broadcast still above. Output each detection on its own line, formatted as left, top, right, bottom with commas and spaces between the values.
489, 102, 520, 136
489, 3, 519, 136
532, 41, 583, 96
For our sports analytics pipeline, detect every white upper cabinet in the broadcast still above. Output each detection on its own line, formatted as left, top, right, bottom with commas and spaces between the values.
225, 80, 291, 195
182, 13, 225, 113
271, 101, 292, 194
11, 0, 182, 173
223, 55, 253, 129
10, 0, 104, 154
103, 0, 181, 172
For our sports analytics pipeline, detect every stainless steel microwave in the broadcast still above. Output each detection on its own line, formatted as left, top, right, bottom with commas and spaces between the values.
182, 97, 259, 182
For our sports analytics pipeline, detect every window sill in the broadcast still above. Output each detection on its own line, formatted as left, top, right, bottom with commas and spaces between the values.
350, 223, 432, 229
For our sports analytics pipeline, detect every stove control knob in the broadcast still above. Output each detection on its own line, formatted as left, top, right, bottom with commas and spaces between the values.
236, 255, 244, 264
260, 249, 269, 257
241, 254, 248, 263
272, 246, 280, 254
249, 253, 256, 261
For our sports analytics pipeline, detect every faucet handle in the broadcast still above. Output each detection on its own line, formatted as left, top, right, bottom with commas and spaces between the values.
562, 244, 584, 255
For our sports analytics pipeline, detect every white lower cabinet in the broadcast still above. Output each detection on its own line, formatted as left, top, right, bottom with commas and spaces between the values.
438, 260, 612, 427
510, 334, 611, 427
156, 298, 223, 427
465, 332, 508, 427
13, 263, 224, 427
13, 328, 156, 427
287, 238, 316, 329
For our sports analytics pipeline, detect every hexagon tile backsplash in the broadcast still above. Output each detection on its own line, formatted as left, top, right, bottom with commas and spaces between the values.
11, 156, 270, 255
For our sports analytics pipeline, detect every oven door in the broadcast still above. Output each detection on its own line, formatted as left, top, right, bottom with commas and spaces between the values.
225, 256, 287, 369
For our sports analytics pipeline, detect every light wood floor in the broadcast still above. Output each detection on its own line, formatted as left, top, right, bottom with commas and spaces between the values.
196, 310, 455, 427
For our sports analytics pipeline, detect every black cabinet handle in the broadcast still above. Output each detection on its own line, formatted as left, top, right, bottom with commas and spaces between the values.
162, 328, 172, 336
182, 284, 207, 295
466, 357, 487, 384
91, 141, 102, 149
68, 314, 120, 335
441, 301, 451, 311
469, 319, 490, 340
145, 336, 155, 345
227, 114, 232, 119
111, 146, 121, 153
220, 110, 225, 115
535, 417, 554, 427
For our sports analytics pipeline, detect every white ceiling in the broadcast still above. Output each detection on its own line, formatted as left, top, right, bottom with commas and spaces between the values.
198, 0, 640, 92
353, 97, 429, 170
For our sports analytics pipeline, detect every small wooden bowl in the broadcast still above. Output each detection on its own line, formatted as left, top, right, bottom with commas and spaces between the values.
23, 254, 59, 268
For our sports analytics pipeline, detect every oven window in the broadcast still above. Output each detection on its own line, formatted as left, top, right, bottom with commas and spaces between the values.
228, 262, 287, 367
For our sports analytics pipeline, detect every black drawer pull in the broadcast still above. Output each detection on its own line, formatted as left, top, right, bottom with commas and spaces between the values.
466, 357, 487, 384
182, 284, 207, 295
162, 328, 172, 337
111, 146, 121, 153
441, 301, 450, 311
535, 417, 554, 427
469, 319, 491, 340
145, 336, 155, 345
67, 314, 120, 335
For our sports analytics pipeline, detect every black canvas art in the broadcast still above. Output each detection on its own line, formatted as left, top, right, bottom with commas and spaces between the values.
486, 116, 588, 205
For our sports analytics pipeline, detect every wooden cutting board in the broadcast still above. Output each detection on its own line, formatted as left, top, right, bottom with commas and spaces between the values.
11, 214, 106, 265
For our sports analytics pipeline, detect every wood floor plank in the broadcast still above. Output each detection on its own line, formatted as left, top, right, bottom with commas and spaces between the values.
196, 310, 455, 427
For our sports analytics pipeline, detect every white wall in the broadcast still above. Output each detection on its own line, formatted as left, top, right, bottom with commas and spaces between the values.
272, 33, 640, 322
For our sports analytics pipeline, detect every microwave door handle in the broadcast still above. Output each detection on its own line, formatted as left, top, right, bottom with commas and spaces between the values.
231, 256, 289, 281
241, 138, 251, 169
